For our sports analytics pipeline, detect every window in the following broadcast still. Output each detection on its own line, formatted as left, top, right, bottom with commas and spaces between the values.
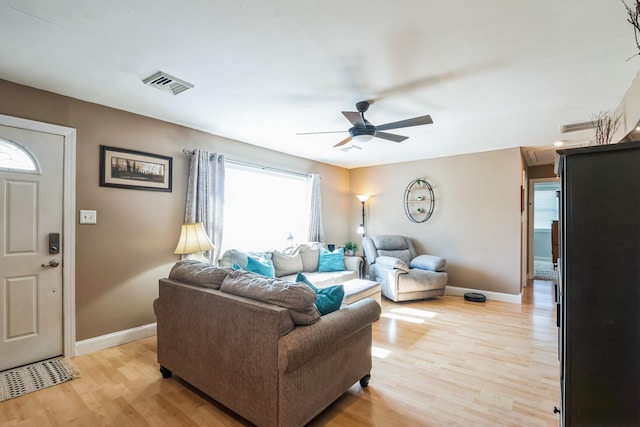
0, 138, 38, 172
534, 182, 559, 229
222, 163, 310, 252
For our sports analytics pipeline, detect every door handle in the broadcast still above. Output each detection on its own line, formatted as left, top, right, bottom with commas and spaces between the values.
41, 259, 60, 268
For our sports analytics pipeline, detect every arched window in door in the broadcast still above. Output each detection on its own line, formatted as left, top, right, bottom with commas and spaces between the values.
0, 138, 39, 172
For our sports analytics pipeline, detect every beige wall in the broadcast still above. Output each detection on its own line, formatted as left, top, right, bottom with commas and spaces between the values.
528, 164, 556, 179
0, 79, 350, 340
350, 148, 523, 295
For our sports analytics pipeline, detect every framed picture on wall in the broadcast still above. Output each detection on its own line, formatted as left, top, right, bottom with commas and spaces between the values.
99, 145, 172, 192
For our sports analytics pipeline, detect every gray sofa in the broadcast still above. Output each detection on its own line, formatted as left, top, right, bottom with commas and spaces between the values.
218, 243, 363, 286
155, 260, 381, 427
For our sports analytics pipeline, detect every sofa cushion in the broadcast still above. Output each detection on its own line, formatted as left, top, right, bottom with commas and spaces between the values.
297, 243, 321, 272
272, 249, 304, 277
220, 270, 320, 326
318, 247, 345, 272
376, 256, 410, 272
168, 260, 232, 290
377, 248, 413, 265
296, 273, 344, 315
279, 270, 357, 288
218, 249, 271, 269
370, 235, 415, 265
246, 255, 276, 277
410, 254, 446, 272
371, 235, 409, 250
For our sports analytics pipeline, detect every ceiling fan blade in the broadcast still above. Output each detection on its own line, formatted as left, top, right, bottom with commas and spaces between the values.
333, 136, 353, 147
296, 130, 348, 135
342, 111, 365, 126
376, 114, 433, 131
375, 131, 409, 143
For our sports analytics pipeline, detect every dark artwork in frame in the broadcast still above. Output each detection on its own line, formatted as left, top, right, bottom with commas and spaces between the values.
99, 145, 172, 192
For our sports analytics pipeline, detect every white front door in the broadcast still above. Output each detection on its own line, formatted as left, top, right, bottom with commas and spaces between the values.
0, 124, 64, 371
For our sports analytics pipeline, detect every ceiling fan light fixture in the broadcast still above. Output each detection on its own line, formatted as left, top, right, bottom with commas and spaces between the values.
349, 124, 376, 143
352, 133, 374, 143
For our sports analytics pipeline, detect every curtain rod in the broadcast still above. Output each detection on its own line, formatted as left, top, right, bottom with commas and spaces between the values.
182, 149, 311, 178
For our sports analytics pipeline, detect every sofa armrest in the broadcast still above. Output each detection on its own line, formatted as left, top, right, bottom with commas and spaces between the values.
410, 254, 447, 272
278, 299, 381, 372
375, 264, 408, 290
375, 255, 410, 272
371, 264, 406, 299
343, 255, 363, 273
375, 263, 408, 275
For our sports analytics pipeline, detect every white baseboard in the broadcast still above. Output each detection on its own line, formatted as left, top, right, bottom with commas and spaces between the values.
75, 323, 157, 356
445, 286, 522, 304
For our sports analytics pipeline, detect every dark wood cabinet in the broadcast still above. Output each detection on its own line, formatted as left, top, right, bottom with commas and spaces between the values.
556, 141, 640, 426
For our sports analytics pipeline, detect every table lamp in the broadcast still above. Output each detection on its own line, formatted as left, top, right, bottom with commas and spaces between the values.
174, 222, 214, 262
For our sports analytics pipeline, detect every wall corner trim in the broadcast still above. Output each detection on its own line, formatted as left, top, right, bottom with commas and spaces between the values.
444, 286, 522, 304
75, 323, 157, 356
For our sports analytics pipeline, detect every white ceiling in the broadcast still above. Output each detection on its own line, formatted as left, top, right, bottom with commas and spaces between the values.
1, 0, 639, 168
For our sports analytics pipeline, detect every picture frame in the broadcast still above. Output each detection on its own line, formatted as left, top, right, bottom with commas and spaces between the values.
99, 145, 172, 192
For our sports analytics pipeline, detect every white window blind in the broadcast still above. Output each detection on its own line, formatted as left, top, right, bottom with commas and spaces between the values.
534, 184, 559, 229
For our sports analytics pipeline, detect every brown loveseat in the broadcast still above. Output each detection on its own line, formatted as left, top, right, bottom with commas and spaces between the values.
155, 261, 381, 427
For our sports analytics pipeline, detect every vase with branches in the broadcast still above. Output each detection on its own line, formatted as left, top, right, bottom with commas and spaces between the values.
622, 0, 640, 59
591, 111, 622, 145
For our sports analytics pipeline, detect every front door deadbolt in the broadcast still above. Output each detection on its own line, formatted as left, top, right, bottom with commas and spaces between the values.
49, 233, 60, 254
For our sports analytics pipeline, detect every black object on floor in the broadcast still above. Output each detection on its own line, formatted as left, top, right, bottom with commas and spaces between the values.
464, 292, 486, 302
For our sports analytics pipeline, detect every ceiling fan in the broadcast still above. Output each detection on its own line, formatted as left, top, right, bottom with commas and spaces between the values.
298, 101, 433, 149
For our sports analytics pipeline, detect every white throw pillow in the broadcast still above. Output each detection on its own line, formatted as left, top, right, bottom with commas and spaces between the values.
298, 243, 321, 272
272, 249, 304, 277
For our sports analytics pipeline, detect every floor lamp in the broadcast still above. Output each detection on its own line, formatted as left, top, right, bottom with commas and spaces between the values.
356, 194, 369, 237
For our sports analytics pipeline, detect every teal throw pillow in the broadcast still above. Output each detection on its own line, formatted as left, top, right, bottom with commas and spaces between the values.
246, 256, 275, 278
232, 262, 243, 271
317, 247, 345, 272
296, 272, 344, 315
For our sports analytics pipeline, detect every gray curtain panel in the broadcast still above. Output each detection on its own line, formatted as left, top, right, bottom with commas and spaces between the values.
307, 174, 325, 243
185, 150, 225, 263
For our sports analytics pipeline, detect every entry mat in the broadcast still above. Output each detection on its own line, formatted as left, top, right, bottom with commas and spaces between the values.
0, 357, 79, 402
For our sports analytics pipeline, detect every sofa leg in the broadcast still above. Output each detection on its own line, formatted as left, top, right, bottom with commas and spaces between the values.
359, 373, 371, 387
160, 366, 173, 379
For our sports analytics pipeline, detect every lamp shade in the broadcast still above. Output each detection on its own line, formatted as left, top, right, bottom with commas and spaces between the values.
356, 194, 370, 203
174, 223, 214, 255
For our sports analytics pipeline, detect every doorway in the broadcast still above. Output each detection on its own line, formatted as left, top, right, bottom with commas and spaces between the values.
528, 179, 560, 281
0, 114, 76, 366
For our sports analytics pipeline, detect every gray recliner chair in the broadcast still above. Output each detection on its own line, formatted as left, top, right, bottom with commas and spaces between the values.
362, 235, 448, 302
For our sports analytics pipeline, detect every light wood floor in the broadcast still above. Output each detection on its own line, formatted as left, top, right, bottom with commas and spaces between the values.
0, 280, 559, 426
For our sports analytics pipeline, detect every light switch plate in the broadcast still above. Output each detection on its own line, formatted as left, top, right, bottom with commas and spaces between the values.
79, 210, 97, 224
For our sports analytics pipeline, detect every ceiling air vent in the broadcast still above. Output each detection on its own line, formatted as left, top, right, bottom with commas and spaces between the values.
561, 121, 594, 133
143, 71, 194, 95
